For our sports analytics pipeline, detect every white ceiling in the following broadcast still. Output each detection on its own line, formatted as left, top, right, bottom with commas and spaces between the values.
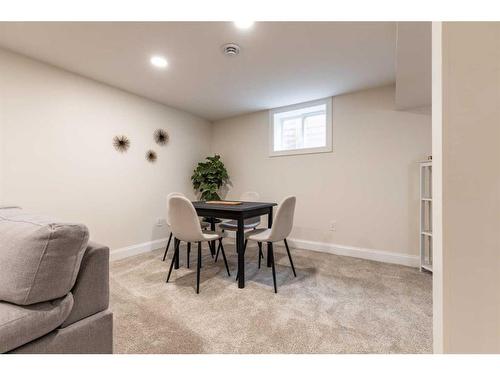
0, 22, 398, 121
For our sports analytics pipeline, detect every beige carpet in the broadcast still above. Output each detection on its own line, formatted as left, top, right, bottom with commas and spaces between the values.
110, 242, 432, 353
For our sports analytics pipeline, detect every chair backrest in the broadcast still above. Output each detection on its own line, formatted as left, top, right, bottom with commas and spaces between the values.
166, 192, 185, 226
240, 191, 260, 202
269, 196, 296, 242
168, 196, 204, 243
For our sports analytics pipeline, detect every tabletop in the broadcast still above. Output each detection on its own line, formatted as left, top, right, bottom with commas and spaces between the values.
192, 200, 277, 221
192, 201, 276, 212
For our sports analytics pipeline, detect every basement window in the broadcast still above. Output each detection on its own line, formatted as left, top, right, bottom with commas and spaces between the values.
269, 97, 333, 157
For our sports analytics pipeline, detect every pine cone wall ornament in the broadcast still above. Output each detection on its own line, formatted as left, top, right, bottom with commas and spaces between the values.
145, 150, 158, 163
154, 129, 169, 146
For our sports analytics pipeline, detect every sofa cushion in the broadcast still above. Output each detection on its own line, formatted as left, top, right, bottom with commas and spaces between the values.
61, 241, 110, 328
0, 208, 89, 305
9, 309, 113, 354
0, 293, 74, 353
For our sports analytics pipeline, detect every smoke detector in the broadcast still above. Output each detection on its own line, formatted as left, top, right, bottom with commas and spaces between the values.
222, 43, 240, 56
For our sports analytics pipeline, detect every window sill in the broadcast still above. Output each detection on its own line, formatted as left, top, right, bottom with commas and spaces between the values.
269, 146, 333, 157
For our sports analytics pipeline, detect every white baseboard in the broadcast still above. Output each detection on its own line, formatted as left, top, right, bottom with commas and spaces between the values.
286, 238, 419, 267
110, 235, 419, 268
110, 237, 168, 261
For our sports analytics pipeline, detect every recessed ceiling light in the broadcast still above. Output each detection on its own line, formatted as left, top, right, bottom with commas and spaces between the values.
233, 20, 254, 30
150, 55, 168, 69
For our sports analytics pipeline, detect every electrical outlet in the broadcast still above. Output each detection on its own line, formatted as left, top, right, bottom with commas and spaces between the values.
329, 221, 336, 231
156, 218, 166, 227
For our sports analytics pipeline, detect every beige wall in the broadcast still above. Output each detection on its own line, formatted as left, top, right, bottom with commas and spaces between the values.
212, 86, 431, 259
0, 50, 433, 265
434, 22, 500, 353
0, 49, 211, 250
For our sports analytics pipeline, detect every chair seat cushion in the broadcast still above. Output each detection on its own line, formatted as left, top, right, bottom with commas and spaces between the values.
0, 208, 89, 305
220, 217, 260, 230
246, 228, 272, 242
0, 293, 73, 353
201, 230, 226, 241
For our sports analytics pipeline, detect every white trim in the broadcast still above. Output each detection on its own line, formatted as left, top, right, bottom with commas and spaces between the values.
110, 232, 420, 267
286, 238, 419, 267
224, 235, 419, 267
268, 97, 333, 157
109, 234, 418, 267
431, 21, 443, 354
110, 237, 168, 261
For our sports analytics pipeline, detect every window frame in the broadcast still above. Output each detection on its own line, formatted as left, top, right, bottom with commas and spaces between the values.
268, 97, 333, 157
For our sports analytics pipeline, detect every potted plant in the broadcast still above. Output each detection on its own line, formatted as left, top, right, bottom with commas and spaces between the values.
191, 154, 229, 201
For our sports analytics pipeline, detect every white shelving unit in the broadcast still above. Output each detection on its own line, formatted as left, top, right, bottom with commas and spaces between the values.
419, 160, 433, 272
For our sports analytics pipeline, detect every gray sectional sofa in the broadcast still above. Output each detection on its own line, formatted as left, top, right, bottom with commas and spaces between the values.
0, 207, 113, 354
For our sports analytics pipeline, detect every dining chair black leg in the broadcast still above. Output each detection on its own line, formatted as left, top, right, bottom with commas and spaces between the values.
244, 239, 248, 251
269, 242, 277, 293
162, 232, 173, 261
187, 242, 191, 269
208, 241, 215, 258
219, 239, 231, 276
166, 245, 178, 283
258, 242, 263, 269
283, 238, 296, 277
196, 242, 202, 294
174, 238, 180, 269
214, 241, 221, 262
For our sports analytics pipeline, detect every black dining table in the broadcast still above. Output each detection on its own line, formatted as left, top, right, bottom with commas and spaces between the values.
192, 200, 277, 289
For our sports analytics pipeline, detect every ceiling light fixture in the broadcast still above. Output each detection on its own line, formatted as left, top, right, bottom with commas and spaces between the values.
150, 55, 168, 69
233, 20, 254, 30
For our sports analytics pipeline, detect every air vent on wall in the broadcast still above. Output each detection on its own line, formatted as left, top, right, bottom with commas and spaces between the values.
222, 43, 240, 56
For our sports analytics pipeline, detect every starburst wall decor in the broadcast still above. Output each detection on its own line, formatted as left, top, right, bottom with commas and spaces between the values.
154, 129, 169, 146
113, 132, 167, 163
145, 150, 157, 163
113, 135, 130, 153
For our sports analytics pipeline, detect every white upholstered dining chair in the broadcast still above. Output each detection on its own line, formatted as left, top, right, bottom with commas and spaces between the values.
166, 195, 230, 294
162, 192, 209, 262
245, 196, 297, 293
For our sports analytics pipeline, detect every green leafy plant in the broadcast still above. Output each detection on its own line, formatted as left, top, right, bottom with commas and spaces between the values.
191, 154, 229, 201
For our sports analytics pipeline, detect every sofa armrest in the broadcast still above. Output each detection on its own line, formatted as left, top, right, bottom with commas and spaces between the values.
61, 241, 109, 328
